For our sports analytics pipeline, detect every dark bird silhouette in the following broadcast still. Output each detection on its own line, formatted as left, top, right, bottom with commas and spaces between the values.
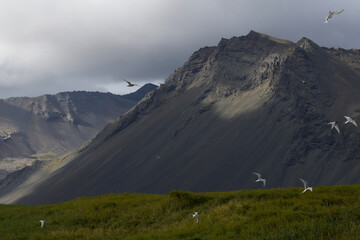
123, 79, 138, 87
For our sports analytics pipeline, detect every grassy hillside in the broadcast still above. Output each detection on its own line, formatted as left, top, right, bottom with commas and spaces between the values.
1, 185, 360, 239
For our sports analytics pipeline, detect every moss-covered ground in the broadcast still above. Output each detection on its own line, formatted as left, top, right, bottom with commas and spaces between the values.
1, 185, 360, 239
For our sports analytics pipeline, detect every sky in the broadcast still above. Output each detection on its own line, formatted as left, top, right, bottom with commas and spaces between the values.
0, 0, 359, 98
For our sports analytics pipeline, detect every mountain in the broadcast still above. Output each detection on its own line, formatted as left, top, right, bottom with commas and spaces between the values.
0, 84, 157, 179
5, 31, 360, 205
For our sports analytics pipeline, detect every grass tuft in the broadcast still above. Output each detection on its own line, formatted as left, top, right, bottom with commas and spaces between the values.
168, 190, 211, 210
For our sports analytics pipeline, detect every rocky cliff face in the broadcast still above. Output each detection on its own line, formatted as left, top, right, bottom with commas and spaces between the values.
0, 84, 157, 179
6, 31, 360, 205
3, 90, 146, 124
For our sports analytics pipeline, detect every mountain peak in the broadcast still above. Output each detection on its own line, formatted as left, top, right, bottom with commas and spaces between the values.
219, 30, 293, 47
247, 29, 261, 36
246, 30, 293, 44
296, 37, 320, 53
245, 30, 270, 39
169, 31, 294, 95
123, 83, 158, 101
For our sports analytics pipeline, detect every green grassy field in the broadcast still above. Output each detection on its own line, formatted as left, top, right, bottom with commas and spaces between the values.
1, 185, 360, 239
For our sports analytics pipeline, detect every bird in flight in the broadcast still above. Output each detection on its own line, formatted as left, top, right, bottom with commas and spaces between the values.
299, 178, 313, 194
2, 131, 11, 140
252, 172, 266, 187
328, 121, 340, 134
324, 9, 344, 23
123, 79, 138, 87
344, 116, 357, 127
192, 212, 199, 223
39, 220, 46, 228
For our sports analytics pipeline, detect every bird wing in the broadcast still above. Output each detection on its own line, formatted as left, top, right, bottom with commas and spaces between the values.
350, 118, 357, 126
333, 9, 344, 15
299, 178, 308, 188
123, 79, 131, 85
262, 179, 266, 187
252, 172, 261, 178
334, 124, 340, 134
326, 12, 334, 19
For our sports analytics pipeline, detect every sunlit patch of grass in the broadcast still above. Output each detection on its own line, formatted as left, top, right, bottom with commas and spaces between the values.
1, 185, 360, 239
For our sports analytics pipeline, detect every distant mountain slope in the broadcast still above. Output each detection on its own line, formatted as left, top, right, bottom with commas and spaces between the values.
7, 31, 360, 205
123, 83, 161, 102
0, 84, 157, 178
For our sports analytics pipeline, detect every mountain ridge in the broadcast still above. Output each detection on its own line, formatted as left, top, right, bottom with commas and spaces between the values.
4, 31, 360, 204
0, 84, 157, 180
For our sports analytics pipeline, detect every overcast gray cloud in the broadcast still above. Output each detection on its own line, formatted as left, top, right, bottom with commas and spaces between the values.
0, 0, 359, 98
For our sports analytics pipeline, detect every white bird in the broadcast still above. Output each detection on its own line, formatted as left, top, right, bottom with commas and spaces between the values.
192, 212, 199, 223
2, 131, 11, 140
39, 220, 46, 228
344, 116, 357, 127
328, 121, 340, 134
324, 9, 344, 23
252, 172, 266, 187
299, 178, 313, 194
123, 79, 138, 87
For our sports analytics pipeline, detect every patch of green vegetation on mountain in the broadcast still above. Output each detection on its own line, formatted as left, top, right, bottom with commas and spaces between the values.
1, 185, 360, 239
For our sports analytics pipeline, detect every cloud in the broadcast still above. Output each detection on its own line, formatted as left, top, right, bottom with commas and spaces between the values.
0, 0, 359, 98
